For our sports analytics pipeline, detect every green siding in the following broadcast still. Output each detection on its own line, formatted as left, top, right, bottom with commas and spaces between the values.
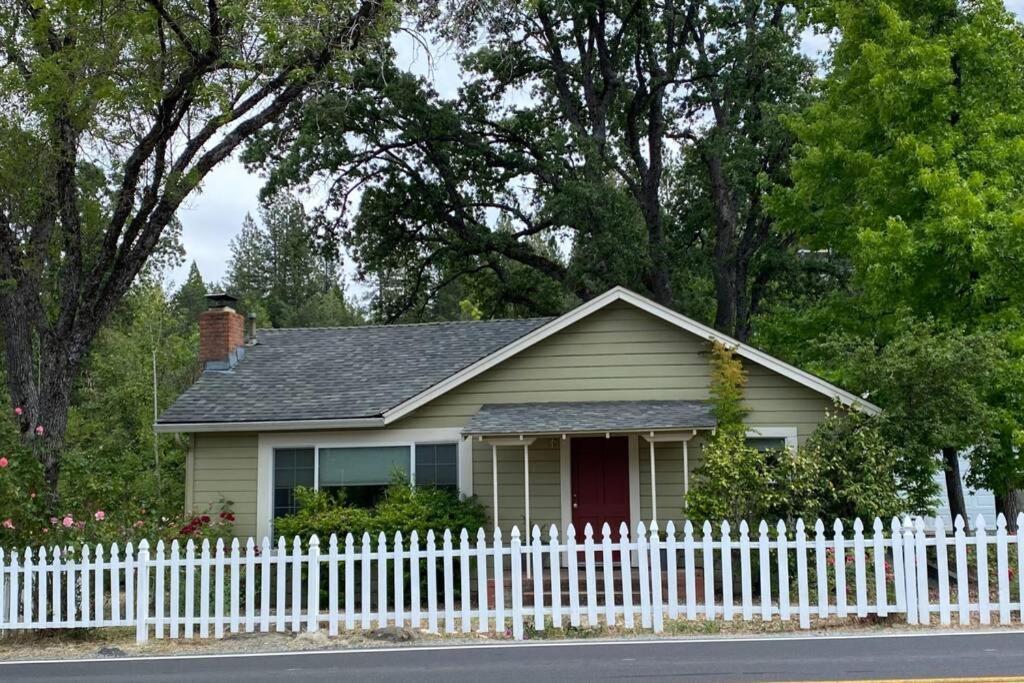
190, 433, 259, 538
638, 437, 706, 531
471, 439, 561, 532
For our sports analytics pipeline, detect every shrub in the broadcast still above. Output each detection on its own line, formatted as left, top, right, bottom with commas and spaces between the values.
273, 480, 488, 542
687, 409, 910, 528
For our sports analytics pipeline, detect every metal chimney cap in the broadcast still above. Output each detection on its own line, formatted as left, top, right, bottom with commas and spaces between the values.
205, 293, 238, 309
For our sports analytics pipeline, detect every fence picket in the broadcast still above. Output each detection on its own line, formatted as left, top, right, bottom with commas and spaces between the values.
459, 529, 471, 633
229, 538, 240, 634
169, 540, 180, 637
426, 530, 438, 633
721, 522, 734, 622
953, 516, 969, 625
258, 540, 270, 634
136, 540, 149, 643
200, 540, 211, 638
701, 521, 715, 620
307, 535, 320, 633
550, 526, 563, 629
410, 531, 422, 630
78, 545, 88, 626
795, 520, 809, 629
665, 521, 678, 621
443, 529, 456, 633
914, 518, 929, 625
814, 520, 827, 619
872, 519, 888, 619
51, 547, 61, 626
684, 521, 697, 621
601, 523, 615, 627
328, 534, 339, 636
290, 537, 302, 633
531, 526, 544, 630
492, 528, 504, 632
901, 519, 917, 625
510, 527, 524, 640
649, 522, 663, 633
184, 540, 196, 638
344, 534, 355, 632
9, 550, 20, 628
359, 533, 372, 631
853, 519, 867, 619
36, 548, 47, 629
378, 532, 388, 629
976, 515, 990, 625
740, 521, 753, 621
757, 521, 771, 622
636, 522, 651, 628
891, 518, 906, 614
566, 524, 581, 628
833, 520, 846, 619
583, 524, 597, 626
275, 537, 286, 633
996, 515, 1010, 625
245, 538, 256, 633
396, 531, 406, 630
475, 529, 488, 633
618, 523, 633, 629
777, 521, 790, 622
935, 519, 950, 625
215, 539, 226, 638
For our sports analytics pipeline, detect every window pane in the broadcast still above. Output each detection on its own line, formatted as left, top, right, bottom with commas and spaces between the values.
745, 436, 787, 452
273, 447, 314, 518
319, 446, 410, 486
415, 443, 458, 488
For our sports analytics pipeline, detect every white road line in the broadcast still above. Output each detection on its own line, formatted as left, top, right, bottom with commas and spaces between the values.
0, 628, 1022, 667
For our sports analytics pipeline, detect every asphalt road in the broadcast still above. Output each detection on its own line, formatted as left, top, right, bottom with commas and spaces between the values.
1, 632, 1023, 682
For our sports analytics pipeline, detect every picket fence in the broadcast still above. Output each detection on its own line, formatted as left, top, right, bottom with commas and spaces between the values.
1, 514, 1022, 642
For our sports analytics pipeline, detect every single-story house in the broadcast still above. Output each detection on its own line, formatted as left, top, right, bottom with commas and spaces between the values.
157, 287, 879, 540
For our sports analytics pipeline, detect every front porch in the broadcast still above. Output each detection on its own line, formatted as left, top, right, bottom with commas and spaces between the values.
463, 400, 717, 538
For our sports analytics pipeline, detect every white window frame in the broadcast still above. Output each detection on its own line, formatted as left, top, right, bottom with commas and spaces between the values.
257, 428, 463, 541
744, 426, 798, 451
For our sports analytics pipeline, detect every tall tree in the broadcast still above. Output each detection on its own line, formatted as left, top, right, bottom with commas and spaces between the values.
225, 195, 363, 327
0, 0, 394, 509
250, 1, 813, 333
172, 261, 209, 322
771, 0, 1024, 521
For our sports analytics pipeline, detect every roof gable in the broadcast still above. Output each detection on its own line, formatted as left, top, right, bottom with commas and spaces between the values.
382, 287, 879, 423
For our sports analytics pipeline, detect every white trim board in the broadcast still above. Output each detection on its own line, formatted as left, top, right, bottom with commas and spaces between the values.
382, 286, 880, 423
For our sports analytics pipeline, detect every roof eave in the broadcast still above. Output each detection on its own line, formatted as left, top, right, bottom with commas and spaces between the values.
154, 416, 385, 434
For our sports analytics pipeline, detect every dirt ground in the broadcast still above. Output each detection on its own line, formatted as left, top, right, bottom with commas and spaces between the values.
2, 615, 1022, 662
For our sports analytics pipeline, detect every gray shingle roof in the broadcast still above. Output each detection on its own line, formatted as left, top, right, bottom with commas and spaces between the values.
462, 400, 717, 435
158, 317, 553, 425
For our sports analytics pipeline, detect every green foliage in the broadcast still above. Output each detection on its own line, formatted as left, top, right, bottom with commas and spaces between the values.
708, 342, 748, 429
687, 410, 911, 527
273, 480, 489, 542
225, 195, 364, 328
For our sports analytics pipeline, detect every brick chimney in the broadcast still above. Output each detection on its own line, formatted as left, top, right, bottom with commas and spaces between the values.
199, 293, 246, 370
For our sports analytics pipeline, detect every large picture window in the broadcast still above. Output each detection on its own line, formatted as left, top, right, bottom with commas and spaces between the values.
319, 445, 410, 507
272, 440, 460, 520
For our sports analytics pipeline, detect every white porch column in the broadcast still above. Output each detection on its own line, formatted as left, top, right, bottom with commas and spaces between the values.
683, 439, 689, 510
524, 442, 530, 535
649, 438, 658, 525
492, 443, 499, 531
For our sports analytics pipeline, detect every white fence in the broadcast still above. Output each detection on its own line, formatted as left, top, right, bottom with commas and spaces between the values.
1, 514, 1022, 642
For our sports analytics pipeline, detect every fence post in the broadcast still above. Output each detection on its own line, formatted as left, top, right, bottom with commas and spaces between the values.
953, 516, 969, 625
795, 519, 809, 629
307, 535, 320, 632
136, 539, 150, 643
853, 519, 867, 619
996, 514, 1010, 625
902, 518, 918, 625
649, 521, 663, 633
976, 514, 990, 625
872, 518, 888, 619
914, 517, 929, 625
721, 521, 733, 622
510, 527, 524, 640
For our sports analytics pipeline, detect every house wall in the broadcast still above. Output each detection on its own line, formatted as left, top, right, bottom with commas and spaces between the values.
186, 300, 834, 538
637, 437, 706, 532
188, 433, 260, 538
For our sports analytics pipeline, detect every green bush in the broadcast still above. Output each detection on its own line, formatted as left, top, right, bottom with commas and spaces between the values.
273, 479, 488, 543
686, 409, 910, 528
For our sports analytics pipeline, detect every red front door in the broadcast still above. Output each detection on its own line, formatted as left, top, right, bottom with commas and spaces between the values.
571, 436, 630, 538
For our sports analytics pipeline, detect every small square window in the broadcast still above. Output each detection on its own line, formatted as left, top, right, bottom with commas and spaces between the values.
415, 443, 458, 489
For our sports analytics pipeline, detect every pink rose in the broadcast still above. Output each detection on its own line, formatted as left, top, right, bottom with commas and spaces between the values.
133, 520, 144, 528
2, 519, 13, 529
94, 510, 105, 521
61, 515, 73, 528
13, 407, 22, 416
0, 457, 7, 468
34, 425, 44, 436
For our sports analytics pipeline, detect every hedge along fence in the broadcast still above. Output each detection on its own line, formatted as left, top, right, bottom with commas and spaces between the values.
0, 514, 1022, 643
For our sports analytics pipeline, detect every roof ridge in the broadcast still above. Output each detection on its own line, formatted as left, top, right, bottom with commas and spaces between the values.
256, 316, 555, 333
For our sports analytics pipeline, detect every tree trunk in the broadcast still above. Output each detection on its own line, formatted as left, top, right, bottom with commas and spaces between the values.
942, 446, 969, 528
706, 153, 739, 335
995, 488, 1022, 532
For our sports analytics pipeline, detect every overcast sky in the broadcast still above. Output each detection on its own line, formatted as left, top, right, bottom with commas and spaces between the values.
171, 2, 1024, 290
